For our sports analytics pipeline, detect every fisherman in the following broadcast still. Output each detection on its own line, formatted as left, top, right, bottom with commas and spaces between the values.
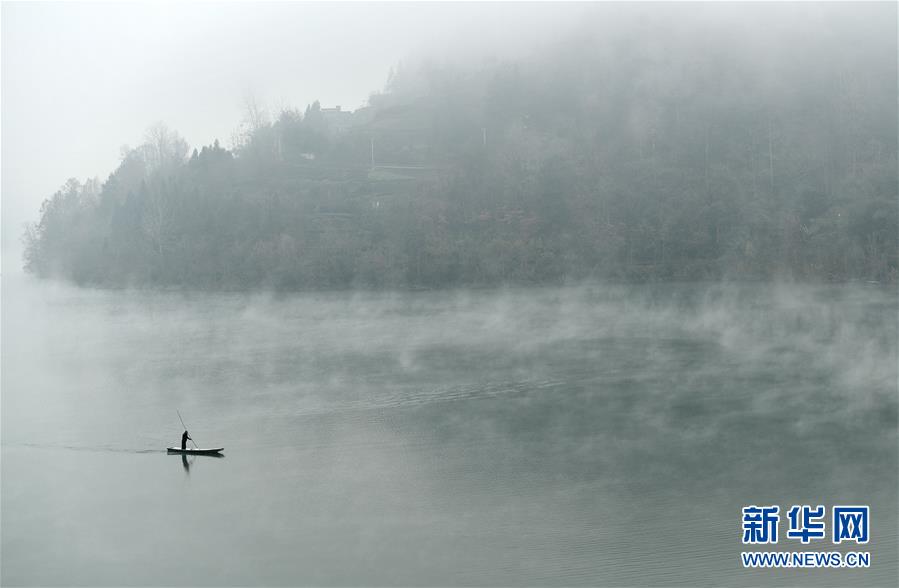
181, 430, 192, 451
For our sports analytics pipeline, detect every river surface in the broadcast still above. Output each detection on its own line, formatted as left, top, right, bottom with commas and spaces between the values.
1, 276, 896, 586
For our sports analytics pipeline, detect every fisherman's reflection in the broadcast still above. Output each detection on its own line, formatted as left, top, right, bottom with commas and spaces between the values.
182, 453, 191, 474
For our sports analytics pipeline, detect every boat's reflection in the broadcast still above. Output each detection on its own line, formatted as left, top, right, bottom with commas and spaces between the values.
179, 452, 224, 474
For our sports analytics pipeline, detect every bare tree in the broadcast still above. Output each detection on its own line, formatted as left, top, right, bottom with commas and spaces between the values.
141, 183, 176, 256
141, 122, 189, 172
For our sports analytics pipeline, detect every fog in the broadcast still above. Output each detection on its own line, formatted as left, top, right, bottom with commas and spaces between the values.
8, 1, 895, 287
1, 1, 582, 268
3, 273, 896, 585
2, 2, 897, 585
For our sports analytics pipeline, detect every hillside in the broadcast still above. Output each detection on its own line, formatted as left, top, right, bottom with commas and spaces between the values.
23, 6, 898, 289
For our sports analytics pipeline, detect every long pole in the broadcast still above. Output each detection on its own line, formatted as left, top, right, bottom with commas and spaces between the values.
177, 410, 199, 449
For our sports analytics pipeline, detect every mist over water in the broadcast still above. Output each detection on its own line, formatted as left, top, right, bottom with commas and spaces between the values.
2, 275, 895, 586
3, 1, 897, 585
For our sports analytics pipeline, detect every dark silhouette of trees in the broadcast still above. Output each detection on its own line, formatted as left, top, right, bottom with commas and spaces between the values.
23, 5, 897, 289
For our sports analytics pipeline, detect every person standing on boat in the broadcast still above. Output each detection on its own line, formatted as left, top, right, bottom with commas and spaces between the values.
181, 430, 192, 451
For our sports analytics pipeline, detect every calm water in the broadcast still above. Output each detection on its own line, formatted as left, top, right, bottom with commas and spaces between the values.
2, 276, 896, 586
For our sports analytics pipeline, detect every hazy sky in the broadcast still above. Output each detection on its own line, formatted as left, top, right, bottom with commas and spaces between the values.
1, 1, 588, 268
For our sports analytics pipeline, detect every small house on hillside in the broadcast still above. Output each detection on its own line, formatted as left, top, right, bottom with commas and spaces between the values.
320, 105, 354, 134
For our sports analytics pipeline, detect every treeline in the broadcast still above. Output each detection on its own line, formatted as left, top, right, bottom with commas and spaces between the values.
23, 5, 898, 289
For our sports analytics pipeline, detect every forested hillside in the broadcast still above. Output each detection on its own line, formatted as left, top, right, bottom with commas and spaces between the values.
23, 6, 898, 289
